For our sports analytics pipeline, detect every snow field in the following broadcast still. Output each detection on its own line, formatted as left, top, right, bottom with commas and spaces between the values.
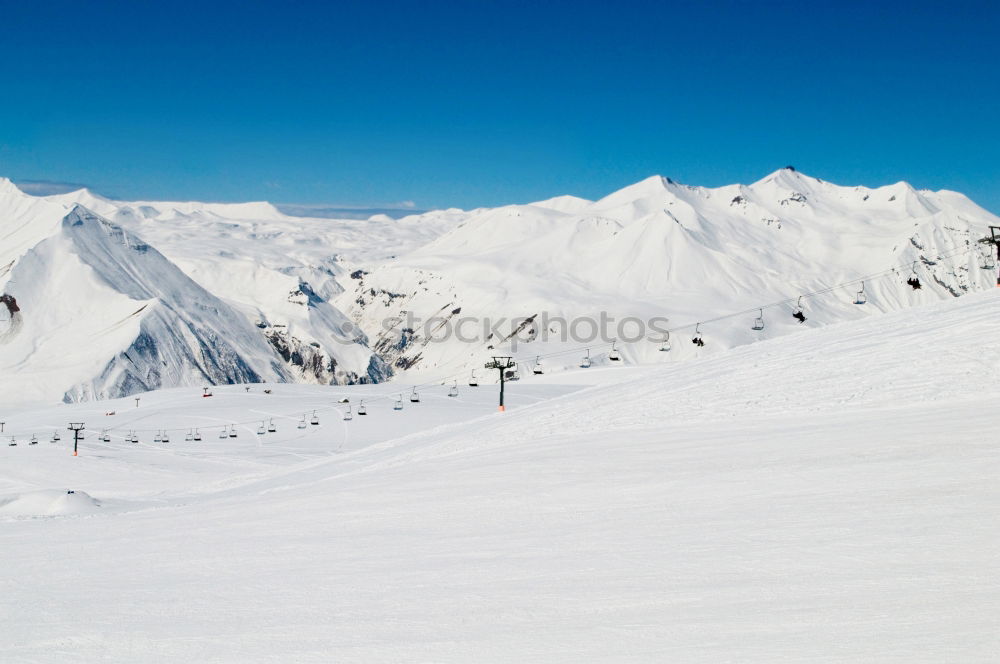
1, 290, 997, 661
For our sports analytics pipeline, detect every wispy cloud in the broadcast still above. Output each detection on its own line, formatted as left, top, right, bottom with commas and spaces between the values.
275, 202, 427, 220
10, 178, 428, 218
12, 179, 90, 196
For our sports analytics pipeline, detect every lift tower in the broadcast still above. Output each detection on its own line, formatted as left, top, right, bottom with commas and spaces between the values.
68, 422, 85, 457
485, 356, 516, 412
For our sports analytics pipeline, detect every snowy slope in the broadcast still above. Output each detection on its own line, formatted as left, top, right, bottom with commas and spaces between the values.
0, 290, 997, 661
0, 204, 293, 404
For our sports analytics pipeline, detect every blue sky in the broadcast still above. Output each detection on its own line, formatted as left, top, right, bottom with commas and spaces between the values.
1, 0, 998, 212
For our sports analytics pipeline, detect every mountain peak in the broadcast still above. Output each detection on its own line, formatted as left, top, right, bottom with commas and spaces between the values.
593, 175, 674, 209
0, 177, 22, 196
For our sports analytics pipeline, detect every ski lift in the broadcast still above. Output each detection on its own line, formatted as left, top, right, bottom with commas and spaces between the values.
980, 248, 996, 270
343, 406, 353, 421
130, 431, 139, 444
609, 340, 621, 361
906, 262, 922, 290
792, 296, 807, 323
580, 348, 592, 368
752, 309, 765, 331
185, 430, 193, 442
202, 386, 213, 398
468, 370, 479, 387
193, 429, 202, 442
154, 431, 162, 443
267, 419, 276, 433
854, 282, 867, 305
394, 394, 404, 410
297, 416, 307, 429
102, 431, 110, 443
29, 434, 38, 445
659, 332, 671, 352
257, 422, 266, 436
310, 411, 319, 425
161, 431, 170, 443
358, 400, 368, 415
532, 356, 544, 375
229, 427, 238, 438
410, 388, 420, 403
52, 431, 61, 443
691, 324, 705, 347
448, 381, 458, 397
219, 428, 228, 440
8, 437, 16, 447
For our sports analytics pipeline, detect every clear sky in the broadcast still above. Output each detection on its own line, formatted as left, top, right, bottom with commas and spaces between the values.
1, 0, 998, 213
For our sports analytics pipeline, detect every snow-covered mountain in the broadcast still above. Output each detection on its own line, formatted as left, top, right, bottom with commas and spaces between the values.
0, 180, 409, 404
1, 168, 997, 405
341, 168, 999, 379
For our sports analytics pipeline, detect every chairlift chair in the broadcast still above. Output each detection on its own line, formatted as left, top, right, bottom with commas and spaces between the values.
854, 282, 867, 305
52, 431, 61, 442
609, 340, 621, 361
581, 348, 592, 368
532, 356, 544, 375
161, 431, 170, 443
906, 262, 922, 290
29, 434, 38, 445
358, 400, 368, 415
468, 370, 479, 387
194, 429, 202, 441
752, 309, 765, 331
344, 406, 353, 421
267, 419, 276, 433
310, 411, 319, 425
8, 437, 16, 447
185, 430, 193, 442
792, 296, 807, 323
130, 431, 139, 444
980, 248, 996, 270
448, 381, 458, 397
102, 431, 110, 443
257, 422, 266, 436
691, 324, 705, 347
394, 394, 404, 411
297, 416, 307, 429
409, 388, 420, 403
229, 427, 238, 438
219, 428, 228, 440
659, 332, 671, 352
154, 431, 162, 443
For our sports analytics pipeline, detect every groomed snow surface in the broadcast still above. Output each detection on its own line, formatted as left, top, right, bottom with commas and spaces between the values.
1, 290, 998, 662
